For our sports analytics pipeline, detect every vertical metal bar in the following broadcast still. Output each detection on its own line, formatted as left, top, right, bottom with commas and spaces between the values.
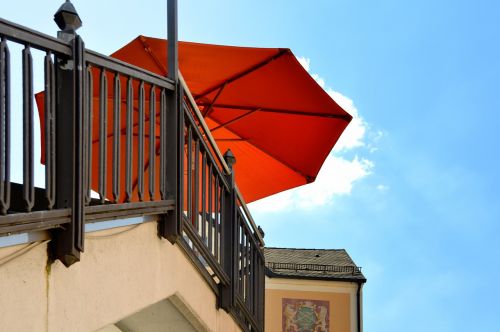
84, 65, 93, 205
238, 220, 243, 297
52, 35, 85, 266
112, 73, 121, 202
193, 138, 199, 229
220, 169, 236, 311
159, 88, 166, 199
187, 124, 192, 222
22, 46, 34, 212
98, 68, 108, 204
148, 86, 156, 201
250, 241, 254, 309
246, 234, 251, 304
125, 76, 133, 202
137, 81, 145, 201
44, 52, 56, 209
0, 38, 11, 215
167, 0, 178, 81
219, 186, 225, 263
242, 229, 247, 300
201, 150, 206, 240
74, 35, 85, 253
244, 229, 248, 301
256, 251, 261, 319
161, 84, 183, 242
208, 165, 213, 253
82, 65, 89, 205
214, 176, 219, 261
261, 254, 265, 329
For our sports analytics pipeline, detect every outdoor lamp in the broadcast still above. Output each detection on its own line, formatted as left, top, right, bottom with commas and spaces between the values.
224, 149, 236, 171
54, 0, 82, 33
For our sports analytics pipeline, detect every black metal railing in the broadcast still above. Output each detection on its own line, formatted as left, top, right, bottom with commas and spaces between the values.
83, 50, 176, 223
176, 77, 265, 331
0, 18, 72, 234
267, 261, 363, 275
0, 12, 265, 332
233, 192, 265, 331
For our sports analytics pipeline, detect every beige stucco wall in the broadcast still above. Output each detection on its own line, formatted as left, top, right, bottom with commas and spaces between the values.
0, 221, 241, 332
265, 276, 359, 332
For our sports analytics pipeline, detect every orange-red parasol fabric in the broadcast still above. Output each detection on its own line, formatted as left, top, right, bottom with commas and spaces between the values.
37, 36, 351, 203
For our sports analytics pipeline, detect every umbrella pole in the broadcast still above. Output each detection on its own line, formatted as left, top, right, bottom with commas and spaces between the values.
167, 0, 178, 82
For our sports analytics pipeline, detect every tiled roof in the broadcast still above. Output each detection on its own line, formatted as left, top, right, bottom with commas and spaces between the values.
264, 247, 366, 282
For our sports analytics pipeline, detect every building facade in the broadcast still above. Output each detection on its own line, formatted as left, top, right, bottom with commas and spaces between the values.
264, 248, 366, 332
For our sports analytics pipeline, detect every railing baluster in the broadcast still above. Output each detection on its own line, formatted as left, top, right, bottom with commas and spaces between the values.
125, 76, 133, 201
246, 234, 251, 304
0, 37, 11, 215
159, 88, 166, 199
98, 68, 108, 204
112, 73, 121, 202
201, 150, 206, 240
219, 186, 225, 264
84, 65, 93, 205
137, 81, 145, 201
44, 51, 56, 209
22, 45, 34, 212
251, 246, 256, 315
214, 176, 219, 260
208, 164, 213, 252
148, 86, 156, 200
193, 138, 199, 229
187, 124, 192, 222
238, 221, 243, 297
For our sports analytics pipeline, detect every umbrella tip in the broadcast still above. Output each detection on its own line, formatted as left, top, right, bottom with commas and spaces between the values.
223, 149, 236, 170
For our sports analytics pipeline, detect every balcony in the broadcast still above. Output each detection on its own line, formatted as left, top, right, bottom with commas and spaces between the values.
0, 5, 264, 331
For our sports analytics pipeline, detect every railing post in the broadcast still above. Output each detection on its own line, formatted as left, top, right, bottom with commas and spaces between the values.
50, 0, 85, 267
161, 84, 183, 242
220, 149, 237, 311
159, 0, 182, 242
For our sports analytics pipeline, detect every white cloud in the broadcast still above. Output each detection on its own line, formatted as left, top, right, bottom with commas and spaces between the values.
250, 155, 373, 212
297, 56, 311, 72
297, 56, 367, 152
249, 56, 378, 213
327, 89, 366, 152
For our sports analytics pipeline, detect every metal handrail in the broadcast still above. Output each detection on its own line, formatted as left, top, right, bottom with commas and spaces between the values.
0, 18, 71, 55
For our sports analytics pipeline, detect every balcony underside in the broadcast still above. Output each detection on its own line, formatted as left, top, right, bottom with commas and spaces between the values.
0, 221, 242, 332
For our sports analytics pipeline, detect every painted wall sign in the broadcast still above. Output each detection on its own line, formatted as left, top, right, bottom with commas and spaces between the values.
282, 298, 330, 332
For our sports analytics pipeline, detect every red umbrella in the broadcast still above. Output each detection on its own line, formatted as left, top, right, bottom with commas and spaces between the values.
36, 36, 351, 204
110, 36, 351, 203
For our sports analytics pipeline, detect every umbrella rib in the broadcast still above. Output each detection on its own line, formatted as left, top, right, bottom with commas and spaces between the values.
196, 110, 313, 181
194, 49, 289, 100
209, 119, 314, 181
198, 102, 352, 121
210, 108, 260, 132
202, 82, 227, 117
139, 36, 168, 76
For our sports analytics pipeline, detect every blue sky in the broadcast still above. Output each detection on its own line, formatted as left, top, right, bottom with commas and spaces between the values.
3, 1, 500, 331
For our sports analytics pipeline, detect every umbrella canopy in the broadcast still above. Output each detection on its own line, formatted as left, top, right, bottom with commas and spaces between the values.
109, 36, 352, 203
